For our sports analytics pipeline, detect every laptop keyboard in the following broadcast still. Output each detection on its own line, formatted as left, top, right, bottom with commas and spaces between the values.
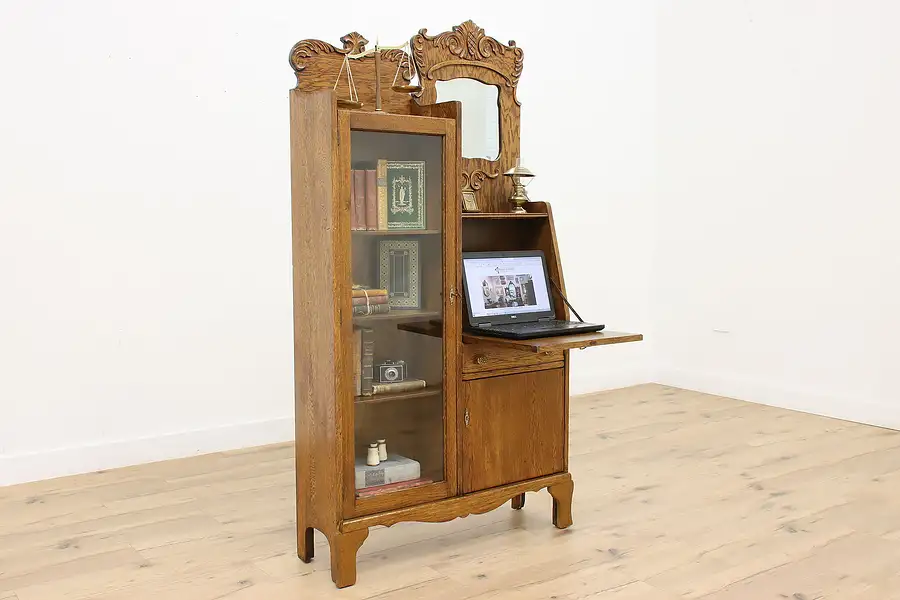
496, 320, 588, 331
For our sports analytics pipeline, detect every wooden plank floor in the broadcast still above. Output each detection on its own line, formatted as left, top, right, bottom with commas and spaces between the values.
3, 383, 900, 599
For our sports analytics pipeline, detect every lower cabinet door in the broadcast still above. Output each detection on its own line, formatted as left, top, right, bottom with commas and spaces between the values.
461, 369, 566, 493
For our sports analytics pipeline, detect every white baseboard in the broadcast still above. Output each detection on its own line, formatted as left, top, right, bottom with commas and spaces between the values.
0, 416, 295, 487
655, 365, 900, 431
569, 364, 653, 396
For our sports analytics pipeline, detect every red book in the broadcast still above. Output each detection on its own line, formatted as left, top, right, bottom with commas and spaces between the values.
353, 170, 366, 231
350, 171, 359, 230
357, 478, 433, 498
365, 169, 377, 230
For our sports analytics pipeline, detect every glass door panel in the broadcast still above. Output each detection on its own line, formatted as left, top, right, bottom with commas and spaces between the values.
347, 130, 445, 502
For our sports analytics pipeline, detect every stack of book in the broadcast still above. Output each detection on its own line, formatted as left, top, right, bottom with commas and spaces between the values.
352, 287, 389, 317
355, 454, 432, 498
350, 167, 381, 231
350, 160, 426, 231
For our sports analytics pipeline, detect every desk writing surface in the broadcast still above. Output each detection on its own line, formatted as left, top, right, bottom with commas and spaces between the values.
396, 321, 642, 353
461, 330, 643, 353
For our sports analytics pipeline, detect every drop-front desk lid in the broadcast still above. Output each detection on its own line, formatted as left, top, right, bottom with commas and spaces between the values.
396, 320, 643, 353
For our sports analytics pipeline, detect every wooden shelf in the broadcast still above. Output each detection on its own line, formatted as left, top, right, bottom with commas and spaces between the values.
462, 213, 547, 219
396, 320, 442, 337
352, 229, 441, 236
463, 330, 644, 353
353, 310, 441, 323
355, 385, 441, 405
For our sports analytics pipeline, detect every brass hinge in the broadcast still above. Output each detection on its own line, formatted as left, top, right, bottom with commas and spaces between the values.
449, 286, 458, 305
464, 408, 470, 427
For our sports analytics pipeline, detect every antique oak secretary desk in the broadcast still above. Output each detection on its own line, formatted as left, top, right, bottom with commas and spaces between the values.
288, 21, 643, 588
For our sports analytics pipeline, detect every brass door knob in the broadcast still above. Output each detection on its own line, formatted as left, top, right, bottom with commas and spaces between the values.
474, 355, 488, 365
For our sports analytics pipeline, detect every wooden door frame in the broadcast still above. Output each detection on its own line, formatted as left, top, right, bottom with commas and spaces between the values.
338, 111, 459, 518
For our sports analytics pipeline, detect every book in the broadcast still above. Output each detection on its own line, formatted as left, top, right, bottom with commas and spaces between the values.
365, 169, 377, 230
352, 170, 366, 231
353, 303, 390, 316
352, 288, 388, 298
371, 378, 427, 395
356, 477, 433, 498
376, 159, 388, 230
354, 454, 420, 490
360, 328, 374, 396
386, 161, 426, 229
352, 295, 388, 306
350, 173, 359, 230
352, 328, 362, 396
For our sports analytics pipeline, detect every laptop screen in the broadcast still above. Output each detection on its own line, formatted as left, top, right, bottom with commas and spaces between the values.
462, 252, 554, 323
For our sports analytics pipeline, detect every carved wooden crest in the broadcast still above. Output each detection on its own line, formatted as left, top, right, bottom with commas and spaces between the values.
412, 20, 524, 213
412, 20, 524, 105
288, 32, 414, 114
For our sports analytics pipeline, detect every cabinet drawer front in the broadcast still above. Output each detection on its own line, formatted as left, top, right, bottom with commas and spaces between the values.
462, 344, 563, 373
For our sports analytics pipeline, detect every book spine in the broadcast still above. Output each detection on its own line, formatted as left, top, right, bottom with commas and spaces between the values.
376, 159, 388, 230
352, 303, 390, 316
353, 328, 361, 396
353, 170, 366, 231
351, 295, 388, 306
371, 379, 427, 395
360, 328, 374, 396
365, 169, 377, 230
350, 170, 359, 230
351, 288, 388, 298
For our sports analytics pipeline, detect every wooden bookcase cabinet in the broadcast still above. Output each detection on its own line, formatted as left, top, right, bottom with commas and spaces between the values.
289, 23, 643, 589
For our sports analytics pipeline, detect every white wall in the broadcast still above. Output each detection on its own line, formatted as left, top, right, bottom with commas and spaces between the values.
0, 1, 655, 485
653, 1, 900, 428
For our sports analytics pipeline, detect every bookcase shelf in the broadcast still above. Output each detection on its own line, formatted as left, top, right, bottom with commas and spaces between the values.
354, 385, 441, 405
353, 310, 441, 323
462, 213, 547, 219
352, 229, 441, 236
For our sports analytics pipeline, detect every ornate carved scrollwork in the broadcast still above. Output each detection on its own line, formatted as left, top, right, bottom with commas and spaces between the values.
288, 32, 411, 89
412, 20, 524, 100
411, 20, 524, 213
462, 169, 500, 191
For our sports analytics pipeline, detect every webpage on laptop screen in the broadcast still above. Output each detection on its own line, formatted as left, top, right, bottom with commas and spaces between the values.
464, 255, 552, 319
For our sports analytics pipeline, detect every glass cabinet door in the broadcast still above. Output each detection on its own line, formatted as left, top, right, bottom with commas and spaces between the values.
340, 114, 456, 515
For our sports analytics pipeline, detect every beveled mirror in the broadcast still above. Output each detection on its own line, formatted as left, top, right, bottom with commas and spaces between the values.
436, 79, 500, 161
412, 21, 524, 213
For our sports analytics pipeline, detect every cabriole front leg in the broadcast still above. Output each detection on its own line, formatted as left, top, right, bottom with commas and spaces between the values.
548, 478, 574, 529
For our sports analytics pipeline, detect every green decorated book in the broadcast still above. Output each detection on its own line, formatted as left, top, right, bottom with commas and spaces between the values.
384, 161, 426, 230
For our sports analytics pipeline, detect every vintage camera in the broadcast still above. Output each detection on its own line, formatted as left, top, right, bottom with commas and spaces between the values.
376, 360, 406, 383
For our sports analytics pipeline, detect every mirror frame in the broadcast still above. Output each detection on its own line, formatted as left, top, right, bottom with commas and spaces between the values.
412, 20, 524, 213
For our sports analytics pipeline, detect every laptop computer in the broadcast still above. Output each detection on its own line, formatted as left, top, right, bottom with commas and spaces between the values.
461, 250, 605, 340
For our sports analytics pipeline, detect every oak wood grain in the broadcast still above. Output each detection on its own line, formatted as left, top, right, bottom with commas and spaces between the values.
289, 89, 343, 549
463, 331, 644, 353
412, 20, 522, 213
461, 361, 565, 381
461, 370, 566, 493
341, 473, 572, 531
289, 32, 415, 115
462, 344, 563, 374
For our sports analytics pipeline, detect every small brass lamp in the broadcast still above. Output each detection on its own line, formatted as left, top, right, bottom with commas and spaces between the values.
503, 158, 535, 214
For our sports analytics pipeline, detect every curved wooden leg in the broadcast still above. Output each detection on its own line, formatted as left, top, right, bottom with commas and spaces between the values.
298, 526, 315, 563
328, 528, 369, 588
511, 493, 526, 510
548, 479, 574, 529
